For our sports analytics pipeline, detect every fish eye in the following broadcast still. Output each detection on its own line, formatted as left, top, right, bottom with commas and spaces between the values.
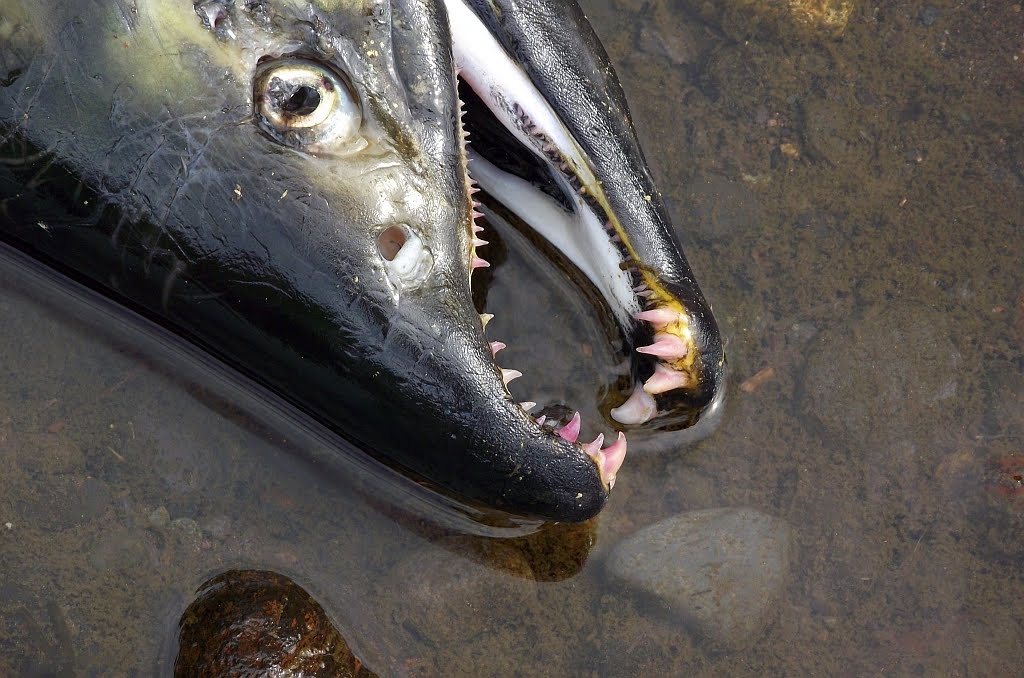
253, 57, 364, 153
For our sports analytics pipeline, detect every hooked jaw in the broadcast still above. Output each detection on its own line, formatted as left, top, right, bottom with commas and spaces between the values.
449, 0, 725, 436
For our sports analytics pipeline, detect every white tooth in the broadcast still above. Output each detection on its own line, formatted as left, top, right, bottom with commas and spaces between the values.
610, 386, 658, 425
519, 401, 537, 412
501, 368, 522, 384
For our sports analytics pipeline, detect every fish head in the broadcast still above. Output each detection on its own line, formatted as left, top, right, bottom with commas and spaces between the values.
0, 0, 722, 522
167, 0, 619, 520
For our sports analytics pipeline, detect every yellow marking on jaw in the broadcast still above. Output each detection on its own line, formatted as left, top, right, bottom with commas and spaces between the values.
560, 150, 702, 385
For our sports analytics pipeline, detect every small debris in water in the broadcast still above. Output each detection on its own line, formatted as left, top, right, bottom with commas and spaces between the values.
740, 366, 776, 393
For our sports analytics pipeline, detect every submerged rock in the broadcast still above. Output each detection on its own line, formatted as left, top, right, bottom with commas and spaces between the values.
678, 0, 854, 41
175, 569, 376, 678
384, 542, 539, 648
800, 301, 969, 449
605, 507, 793, 651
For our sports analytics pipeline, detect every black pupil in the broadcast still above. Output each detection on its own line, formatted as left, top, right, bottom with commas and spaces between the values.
276, 82, 321, 117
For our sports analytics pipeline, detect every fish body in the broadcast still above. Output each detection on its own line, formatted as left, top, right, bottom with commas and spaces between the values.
0, 0, 723, 522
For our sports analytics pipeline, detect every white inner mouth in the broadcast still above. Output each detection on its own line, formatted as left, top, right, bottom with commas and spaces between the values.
445, 0, 640, 330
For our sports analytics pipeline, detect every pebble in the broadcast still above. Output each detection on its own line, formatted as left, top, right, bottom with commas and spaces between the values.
17, 433, 85, 475
22, 477, 111, 531
919, 6, 940, 26
686, 174, 762, 241
170, 517, 203, 549
800, 301, 968, 448
605, 507, 793, 651
86, 528, 151, 573
147, 506, 170, 529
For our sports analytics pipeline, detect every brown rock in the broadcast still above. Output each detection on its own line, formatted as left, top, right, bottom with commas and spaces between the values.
175, 570, 376, 678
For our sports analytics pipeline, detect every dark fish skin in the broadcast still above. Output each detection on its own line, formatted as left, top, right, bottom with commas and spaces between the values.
0, 0, 608, 522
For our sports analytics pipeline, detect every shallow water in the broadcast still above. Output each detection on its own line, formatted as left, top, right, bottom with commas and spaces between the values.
2, 0, 1023, 675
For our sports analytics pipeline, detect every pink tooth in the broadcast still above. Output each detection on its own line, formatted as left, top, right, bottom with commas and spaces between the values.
473, 238, 489, 247
636, 333, 688, 359
557, 411, 581, 443
643, 363, 690, 394
489, 341, 506, 355
582, 433, 605, 458
472, 224, 484, 234
469, 186, 481, 195
601, 432, 628, 488
472, 256, 490, 269
471, 209, 484, 220
501, 368, 522, 384
610, 386, 658, 425
634, 308, 679, 328
535, 415, 547, 426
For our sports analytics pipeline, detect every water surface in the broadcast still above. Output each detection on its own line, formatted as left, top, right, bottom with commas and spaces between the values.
1, 0, 1022, 675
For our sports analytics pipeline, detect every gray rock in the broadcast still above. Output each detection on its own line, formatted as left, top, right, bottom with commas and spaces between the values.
384, 541, 538, 649
605, 507, 793, 651
87, 528, 152, 573
18, 433, 85, 475
170, 517, 203, 549
686, 174, 762, 241
21, 476, 111, 531
800, 301, 970, 448
147, 506, 170, 529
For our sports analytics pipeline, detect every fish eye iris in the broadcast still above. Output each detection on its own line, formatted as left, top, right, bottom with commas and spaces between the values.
254, 58, 361, 149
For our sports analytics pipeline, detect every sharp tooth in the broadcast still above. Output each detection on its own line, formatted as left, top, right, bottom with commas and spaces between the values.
480, 313, 494, 329
557, 411, 581, 443
472, 256, 490, 269
643, 363, 691, 394
582, 433, 605, 458
634, 308, 679, 328
473, 238, 489, 247
610, 386, 658, 425
471, 209, 484, 219
501, 368, 522, 384
489, 341, 506, 355
535, 415, 547, 426
602, 432, 628, 488
472, 224, 484, 234
636, 333, 688, 359
519, 401, 537, 412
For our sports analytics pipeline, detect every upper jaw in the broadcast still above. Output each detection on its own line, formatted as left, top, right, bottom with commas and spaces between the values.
448, 0, 726, 431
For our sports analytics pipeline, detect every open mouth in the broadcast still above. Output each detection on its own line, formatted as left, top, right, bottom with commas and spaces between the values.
440, 0, 723, 486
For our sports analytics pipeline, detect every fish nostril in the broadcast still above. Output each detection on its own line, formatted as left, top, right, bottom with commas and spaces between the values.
377, 224, 408, 261
378, 224, 433, 292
